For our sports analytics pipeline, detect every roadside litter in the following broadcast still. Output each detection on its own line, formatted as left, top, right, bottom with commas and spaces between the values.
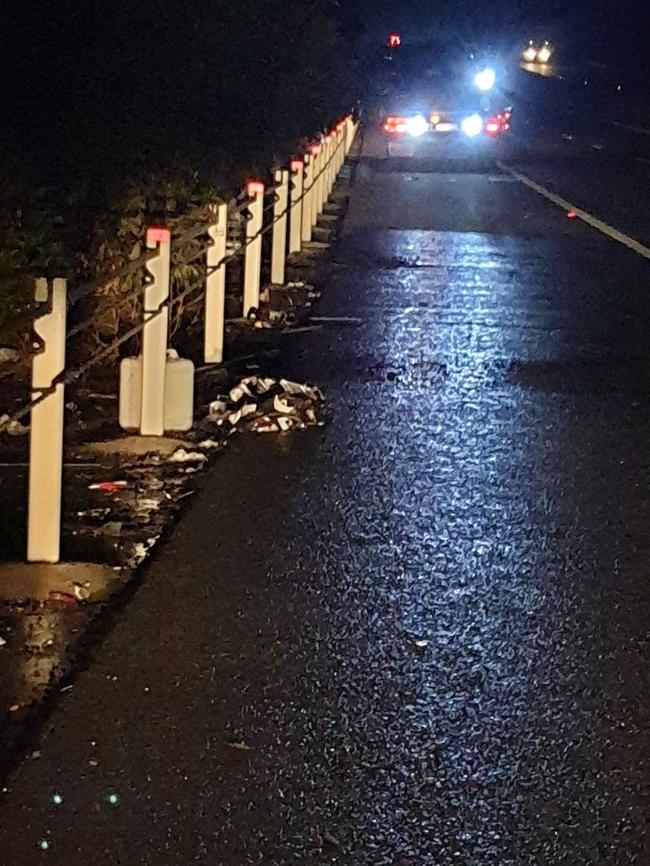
89, 481, 129, 492
0, 348, 19, 365
48, 591, 78, 609
0, 415, 28, 436
167, 449, 208, 464
204, 375, 325, 434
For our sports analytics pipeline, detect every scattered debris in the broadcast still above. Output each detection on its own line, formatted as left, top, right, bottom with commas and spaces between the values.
280, 379, 324, 401
73, 583, 91, 602
0, 348, 20, 365
209, 397, 228, 415
128, 538, 159, 567
197, 439, 222, 450
168, 449, 208, 464
413, 639, 429, 650
205, 375, 325, 435
0, 636, 6, 648
85, 392, 117, 401
89, 481, 129, 492
0, 415, 28, 436
48, 591, 78, 609
227, 741, 252, 752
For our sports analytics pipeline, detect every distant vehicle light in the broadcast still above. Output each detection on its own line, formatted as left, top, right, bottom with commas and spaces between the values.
474, 67, 496, 91
384, 116, 408, 134
406, 115, 429, 137
537, 45, 552, 63
461, 114, 483, 137
485, 118, 501, 135
522, 46, 537, 62
389, 33, 402, 48
430, 112, 441, 126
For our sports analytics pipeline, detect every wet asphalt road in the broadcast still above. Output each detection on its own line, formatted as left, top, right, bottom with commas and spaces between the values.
3, 77, 650, 864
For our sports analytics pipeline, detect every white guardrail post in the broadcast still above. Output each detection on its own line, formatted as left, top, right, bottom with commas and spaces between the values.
319, 137, 329, 212
204, 202, 228, 364
336, 121, 346, 171
310, 143, 322, 228
317, 140, 327, 218
243, 181, 264, 315
27, 278, 67, 563
345, 115, 354, 154
317, 140, 326, 218
140, 226, 171, 436
323, 130, 336, 201
326, 132, 335, 198
301, 155, 313, 244
271, 169, 289, 285
289, 159, 304, 254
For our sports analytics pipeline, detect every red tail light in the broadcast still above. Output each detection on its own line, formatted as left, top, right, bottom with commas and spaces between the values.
383, 116, 408, 134
485, 112, 511, 137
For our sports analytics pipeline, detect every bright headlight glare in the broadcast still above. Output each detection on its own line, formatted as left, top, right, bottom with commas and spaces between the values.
461, 114, 483, 137
474, 68, 496, 91
537, 46, 551, 63
523, 46, 537, 62
406, 115, 428, 137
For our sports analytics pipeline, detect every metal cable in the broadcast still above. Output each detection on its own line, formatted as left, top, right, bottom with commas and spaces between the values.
0, 131, 350, 433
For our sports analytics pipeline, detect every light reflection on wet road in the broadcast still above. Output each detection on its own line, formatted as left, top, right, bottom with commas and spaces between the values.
1, 137, 650, 864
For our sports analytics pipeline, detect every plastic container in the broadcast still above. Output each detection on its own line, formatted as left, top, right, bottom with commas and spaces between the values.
119, 351, 194, 432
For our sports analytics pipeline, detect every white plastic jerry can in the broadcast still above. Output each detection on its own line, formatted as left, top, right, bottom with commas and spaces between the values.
119, 350, 195, 432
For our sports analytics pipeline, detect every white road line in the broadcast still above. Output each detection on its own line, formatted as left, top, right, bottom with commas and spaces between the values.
609, 120, 650, 137
498, 162, 650, 261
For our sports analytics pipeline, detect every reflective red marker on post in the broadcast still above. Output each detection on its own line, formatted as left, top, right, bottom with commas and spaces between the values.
146, 226, 171, 246
246, 181, 265, 197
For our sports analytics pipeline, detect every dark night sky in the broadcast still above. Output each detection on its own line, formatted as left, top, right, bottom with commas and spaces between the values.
1, 0, 648, 186
338, 0, 650, 65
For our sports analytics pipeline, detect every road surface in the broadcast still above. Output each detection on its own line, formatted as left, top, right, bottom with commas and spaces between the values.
2, 72, 650, 864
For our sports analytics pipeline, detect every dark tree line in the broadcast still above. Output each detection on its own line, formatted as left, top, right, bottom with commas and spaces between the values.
2, 0, 358, 192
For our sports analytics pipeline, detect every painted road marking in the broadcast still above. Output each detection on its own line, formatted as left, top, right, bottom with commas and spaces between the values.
498, 162, 650, 261
609, 120, 650, 137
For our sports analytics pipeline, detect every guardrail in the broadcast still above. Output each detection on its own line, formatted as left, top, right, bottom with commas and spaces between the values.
5, 114, 359, 563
